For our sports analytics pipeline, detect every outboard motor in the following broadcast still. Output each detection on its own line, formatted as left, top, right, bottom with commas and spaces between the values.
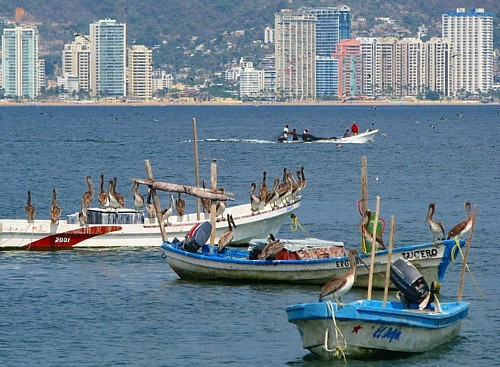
390, 258, 430, 308
181, 221, 212, 253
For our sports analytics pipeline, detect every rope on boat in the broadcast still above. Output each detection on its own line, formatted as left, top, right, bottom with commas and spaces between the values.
454, 237, 484, 297
324, 301, 348, 364
289, 213, 312, 238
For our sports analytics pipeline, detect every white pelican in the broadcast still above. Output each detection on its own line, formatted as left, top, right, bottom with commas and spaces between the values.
25, 190, 36, 222
217, 214, 236, 252
424, 203, 445, 242
50, 188, 61, 224
447, 202, 472, 240
318, 249, 359, 304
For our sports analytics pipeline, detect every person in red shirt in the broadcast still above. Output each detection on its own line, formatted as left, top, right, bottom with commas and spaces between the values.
351, 122, 359, 135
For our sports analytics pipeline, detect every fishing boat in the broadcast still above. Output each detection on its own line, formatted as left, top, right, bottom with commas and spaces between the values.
287, 257, 469, 360
277, 129, 378, 144
286, 299, 469, 360
0, 199, 301, 251
161, 223, 463, 288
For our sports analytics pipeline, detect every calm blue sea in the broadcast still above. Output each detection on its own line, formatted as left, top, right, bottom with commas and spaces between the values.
0, 104, 499, 366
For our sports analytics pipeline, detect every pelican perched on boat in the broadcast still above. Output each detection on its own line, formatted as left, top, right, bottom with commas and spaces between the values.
258, 234, 285, 260
215, 198, 226, 219
161, 193, 174, 225
259, 171, 269, 203
132, 181, 144, 210
318, 248, 359, 304
113, 177, 125, 208
82, 176, 94, 208
25, 190, 36, 222
298, 166, 307, 191
146, 190, 156, 222
50, 188, 61, 224
360, 210, 385, 250
97, 174, 109, 208
175, 192, 186, 217
424, 203, 445, 242
78, 198, 88, 226
218, 214, 236, 252
277, 168, 292, 204
265, 178, 280, 209
108, 180, 120, 209
447, 201, 472, 240
250, 182, 262, 213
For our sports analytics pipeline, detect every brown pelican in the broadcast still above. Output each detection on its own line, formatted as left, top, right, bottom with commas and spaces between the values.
50, 188, 61, 224
82, 176, 94, 208
217, 214, 236, 252
161, 193, 174, 225
318, 248, 359, 304
97, 174, 109, 208
258, 171, 269, 203
25, 190, 36, 222
175, 192, 186, 217
265, 178, 280, 209
250, 182, 262, 213
360, 210, 385, 250
113, 177, 125, 208
215, 198, 226, 219
146, 190, 156, 221
259, 234, 285, 260
424, 203, 445, 242
132, 181, 144, 210
108, 180, 120, 209
447, 202, 472, 240
299, 166, 307, 191
201, 180, 211, 213
78, 197, 88, 226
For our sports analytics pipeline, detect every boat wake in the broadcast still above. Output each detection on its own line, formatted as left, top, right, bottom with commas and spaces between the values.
179, 138, 275, 144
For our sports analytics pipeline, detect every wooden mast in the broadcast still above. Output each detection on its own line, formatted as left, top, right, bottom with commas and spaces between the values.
209, 161, 217, 245
192, 117, 201, 219
382, 215, 395, 308
367, 196, 380, 300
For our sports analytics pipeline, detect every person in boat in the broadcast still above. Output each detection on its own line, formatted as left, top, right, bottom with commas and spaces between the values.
343, 129, 351, 138
302, 128, 310, 142
283, 124, 289, 139
291, 129, 299, 141
351, 122, 359, 135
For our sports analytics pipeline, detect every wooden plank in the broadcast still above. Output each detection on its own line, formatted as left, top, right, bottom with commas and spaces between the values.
361, 156, 368, 216
383, 215, 395, 308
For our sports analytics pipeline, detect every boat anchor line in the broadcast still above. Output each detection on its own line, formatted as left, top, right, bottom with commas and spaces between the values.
324, 301, 347, 362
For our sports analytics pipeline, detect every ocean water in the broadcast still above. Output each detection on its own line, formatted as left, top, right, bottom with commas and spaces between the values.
0, 104, 498, 366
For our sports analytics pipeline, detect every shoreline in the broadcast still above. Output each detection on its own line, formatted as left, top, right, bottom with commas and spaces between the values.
0, 99, 495, 107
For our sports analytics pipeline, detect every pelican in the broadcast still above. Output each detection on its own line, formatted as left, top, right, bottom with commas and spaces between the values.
360, 210, 385, 250
250, 182, 262, 213
175, 192, 186, 217
258, 171, 269, 203
113, 177, 125, 208
277, 168, 293, 204
78, 198, 88, 226
259, 234, 285, 260
299, 166, 307, 191
97, 174, 109, 208
82, 176, 94, 208
215, 199, 226, 219
161, 193, 174, 225
447, 202, 472, 240
218, 214, 236, 252
25, 190, 36, 222
265, 178, 280, 209
146, 190, 156, 221
50, 188, 61, 224
201, 180, 211, 213
318, 248, 359, 304
132, 181, 144, 210
424, 203, 445, 242
108, 180, 120, 209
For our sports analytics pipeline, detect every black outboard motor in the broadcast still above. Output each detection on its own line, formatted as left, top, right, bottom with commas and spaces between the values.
390, 258, 430, 308
181, 221, 212, 253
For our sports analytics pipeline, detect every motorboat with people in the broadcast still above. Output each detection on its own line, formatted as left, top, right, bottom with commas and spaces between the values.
277, 128, 379, 144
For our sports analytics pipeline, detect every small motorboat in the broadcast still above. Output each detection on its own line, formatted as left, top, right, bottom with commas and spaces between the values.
277, 129, 378, 144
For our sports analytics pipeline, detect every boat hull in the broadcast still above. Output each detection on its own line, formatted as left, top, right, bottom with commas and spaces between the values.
0, 200, 300, 250
286, 300, 468, 360
162, 239, 462, 288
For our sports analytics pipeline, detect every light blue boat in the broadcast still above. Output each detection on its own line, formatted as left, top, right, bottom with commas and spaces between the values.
287, 299, 469, 360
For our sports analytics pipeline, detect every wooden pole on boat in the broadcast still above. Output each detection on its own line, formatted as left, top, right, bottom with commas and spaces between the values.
382, 215, 395, 308
361, 156, 368, 216
209, 161, 217, 246
192, 117, 201, 220
457, 205, 477, 301
367, 196, 380, 300
144, 160, 167, 242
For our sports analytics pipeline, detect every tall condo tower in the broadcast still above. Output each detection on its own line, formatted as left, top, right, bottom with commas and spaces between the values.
442, 8, 494, 94
1, 25, 39, 98
90, 19, 127, 98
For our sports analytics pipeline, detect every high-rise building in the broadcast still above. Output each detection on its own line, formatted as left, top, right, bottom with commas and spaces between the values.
333, 39, 362, 99
128, 45, 152, 100
395, 38, 425, 97
442, 8, 494, 94
62, 35, 91, 92
424, 38, 453, 97
358, 38, 377, 97
275, 10, 316, 100
239, 67, 264, 99
1, 25, 39, 99
90, 19, 126, 98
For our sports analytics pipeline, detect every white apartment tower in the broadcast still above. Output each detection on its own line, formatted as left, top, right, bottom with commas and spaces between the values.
62, 35, 91, 92
90, 19, 126, 98
239, 67, 264, 99
442, 8, 494, 94
128, 45, 152, 100
425, 38, 452, 97
395, 38, 425, 97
